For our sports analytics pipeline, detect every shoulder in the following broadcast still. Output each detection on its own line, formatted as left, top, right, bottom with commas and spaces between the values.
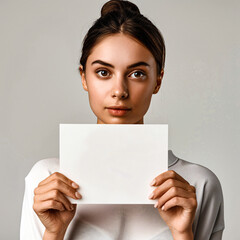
170, 157, 224, 206
25, 157, 60, 189
27, 157, 59, 174
170, 158, 222, 192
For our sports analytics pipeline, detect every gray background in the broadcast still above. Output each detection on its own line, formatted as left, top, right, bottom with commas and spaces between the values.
1, 0, 239, 239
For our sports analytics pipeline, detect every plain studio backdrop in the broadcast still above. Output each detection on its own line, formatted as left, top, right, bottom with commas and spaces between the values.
0, 0, 239, 239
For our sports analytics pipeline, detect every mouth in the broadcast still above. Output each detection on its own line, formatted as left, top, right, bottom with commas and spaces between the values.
106, 106, 131, 117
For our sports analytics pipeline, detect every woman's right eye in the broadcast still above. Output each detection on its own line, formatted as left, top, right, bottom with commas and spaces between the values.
96, 69, 110, 78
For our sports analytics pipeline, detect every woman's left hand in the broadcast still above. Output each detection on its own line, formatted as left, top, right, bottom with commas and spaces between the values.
148, 170, 197, 238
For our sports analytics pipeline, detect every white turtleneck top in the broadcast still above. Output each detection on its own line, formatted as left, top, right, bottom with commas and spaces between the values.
20, 150, 225, 240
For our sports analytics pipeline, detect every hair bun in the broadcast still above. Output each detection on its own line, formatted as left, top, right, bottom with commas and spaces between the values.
101, 0, 141, 18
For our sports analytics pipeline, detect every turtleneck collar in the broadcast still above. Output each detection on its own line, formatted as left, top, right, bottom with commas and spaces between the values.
168, 150, 179, 167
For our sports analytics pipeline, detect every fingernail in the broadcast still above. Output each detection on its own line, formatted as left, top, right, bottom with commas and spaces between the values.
161, 205, 165, 211
72, 182, 79, 189
154, 202, 158, 208
150, 179, 156, 186
75, 191, 82, 199
148, 193, 154, 199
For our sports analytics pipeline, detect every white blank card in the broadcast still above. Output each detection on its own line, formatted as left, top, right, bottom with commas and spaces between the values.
59, 124, 168, 204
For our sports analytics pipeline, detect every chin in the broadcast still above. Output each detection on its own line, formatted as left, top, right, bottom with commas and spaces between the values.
100, 119, 129, 124
98, 117, 142, 124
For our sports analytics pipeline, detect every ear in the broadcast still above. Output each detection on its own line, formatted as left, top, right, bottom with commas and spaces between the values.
153, 69, 164, 94
79, 65, 88, 92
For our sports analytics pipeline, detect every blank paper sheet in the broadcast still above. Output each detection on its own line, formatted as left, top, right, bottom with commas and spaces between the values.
59, 124, 168, 204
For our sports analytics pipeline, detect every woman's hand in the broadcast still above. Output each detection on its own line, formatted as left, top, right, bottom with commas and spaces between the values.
148, 170, 197, 240
33, 172, 82, 238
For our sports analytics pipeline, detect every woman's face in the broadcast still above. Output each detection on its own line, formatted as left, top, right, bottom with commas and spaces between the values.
79, 33, 163, 124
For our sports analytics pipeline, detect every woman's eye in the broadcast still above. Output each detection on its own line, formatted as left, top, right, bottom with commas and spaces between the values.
130, 71, 146, 79
96, 69, 146, 79
96, 69, 110, 78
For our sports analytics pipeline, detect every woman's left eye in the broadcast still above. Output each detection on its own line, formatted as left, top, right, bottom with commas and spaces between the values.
130, 71, 146, 79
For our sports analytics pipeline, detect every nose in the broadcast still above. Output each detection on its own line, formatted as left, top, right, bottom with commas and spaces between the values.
111, 76, 129, 99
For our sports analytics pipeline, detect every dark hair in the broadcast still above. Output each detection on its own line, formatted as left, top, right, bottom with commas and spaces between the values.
79, 0, 165, 77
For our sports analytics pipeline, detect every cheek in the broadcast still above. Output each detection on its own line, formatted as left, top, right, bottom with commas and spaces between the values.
131, 83, 154, 106
88, 82, 107, 105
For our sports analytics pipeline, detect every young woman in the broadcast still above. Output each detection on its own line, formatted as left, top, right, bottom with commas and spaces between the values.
20, 1, 225, 239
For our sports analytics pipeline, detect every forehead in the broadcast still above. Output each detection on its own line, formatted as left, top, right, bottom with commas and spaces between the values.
86, 33, 156, 68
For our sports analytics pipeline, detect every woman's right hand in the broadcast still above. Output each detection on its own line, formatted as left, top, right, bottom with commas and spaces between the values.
33, 172, 82, 238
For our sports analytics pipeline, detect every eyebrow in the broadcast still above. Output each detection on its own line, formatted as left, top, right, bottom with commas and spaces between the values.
91, 60, 150, 69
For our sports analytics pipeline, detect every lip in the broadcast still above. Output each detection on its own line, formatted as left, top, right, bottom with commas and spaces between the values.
106, 106, 131, 117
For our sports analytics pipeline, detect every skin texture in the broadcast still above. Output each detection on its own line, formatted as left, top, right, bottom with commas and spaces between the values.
33, 33, 196, 240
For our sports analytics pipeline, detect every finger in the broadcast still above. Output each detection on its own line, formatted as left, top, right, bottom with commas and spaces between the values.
160, 197, 197, 212
150, 170, 189, 186
71, 204, 77, 211
34, 179, 82, 200
33, 200, 65, 214
154, 186, 196, 209
149, 179, 194, 200
190, 185, 196, 193
34, 189, 74, 211
38, 172, 79, 189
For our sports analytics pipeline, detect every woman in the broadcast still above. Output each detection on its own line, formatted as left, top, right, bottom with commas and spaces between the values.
20, 0, 225, 239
